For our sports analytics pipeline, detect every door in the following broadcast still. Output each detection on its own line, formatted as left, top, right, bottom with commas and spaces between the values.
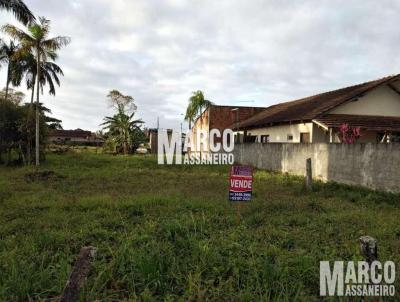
300, 132, 310, 143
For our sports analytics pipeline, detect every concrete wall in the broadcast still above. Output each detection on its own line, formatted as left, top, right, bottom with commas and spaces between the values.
233, 143, 400, 192
329, 85, 400, 116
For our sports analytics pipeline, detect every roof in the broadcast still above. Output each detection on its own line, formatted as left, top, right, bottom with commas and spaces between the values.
237, 74, 400, 130
315, 114, 400, 132
49, 129, 92, 138
146, 128, 173, 133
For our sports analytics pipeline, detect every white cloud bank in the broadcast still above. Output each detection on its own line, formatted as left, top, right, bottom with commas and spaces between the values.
1, 0, 400, 131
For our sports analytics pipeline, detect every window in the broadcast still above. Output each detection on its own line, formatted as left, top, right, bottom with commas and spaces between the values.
261, 135, 270, 143
287, 134, 293, 141
300, 133, 310, 143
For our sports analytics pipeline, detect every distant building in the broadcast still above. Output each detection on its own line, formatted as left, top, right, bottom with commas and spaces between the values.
145, 128, 185, 154
48, 129, 104, 145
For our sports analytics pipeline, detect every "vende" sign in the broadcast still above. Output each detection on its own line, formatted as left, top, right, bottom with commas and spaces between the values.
229, 166, 253, 201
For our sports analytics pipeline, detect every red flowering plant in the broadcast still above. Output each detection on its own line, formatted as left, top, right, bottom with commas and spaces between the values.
338, 123, 361, 144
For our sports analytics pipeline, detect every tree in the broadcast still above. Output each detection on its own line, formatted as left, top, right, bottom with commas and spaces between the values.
184, 101, 196, 130
0, 0, 35, 25
20, 52, 64, 103
0, 87, 24, 105
0, 93, 61, 165
0, 40, 23, 101
3, 17, 70, 165
107, 90, 137, 113
184, 90, 212, 129
102, 104, 144, 155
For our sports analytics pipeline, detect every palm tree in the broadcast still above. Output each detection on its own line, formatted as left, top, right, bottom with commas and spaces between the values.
184, 90, 212, 129
184, 102, 196, 130
20, 52, 64, 103
102, 104, 143, 155
0, 0, 35, 25
0, 40, 23, 101
2, 17, 70, 165
16, 53, 63, 165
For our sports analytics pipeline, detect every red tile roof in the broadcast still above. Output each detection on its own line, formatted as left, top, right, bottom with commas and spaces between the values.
315, 114, 400, 132
237, 74, 400, 130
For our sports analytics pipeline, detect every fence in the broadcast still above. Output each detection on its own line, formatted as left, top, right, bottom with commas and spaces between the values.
233, 143, 400, 193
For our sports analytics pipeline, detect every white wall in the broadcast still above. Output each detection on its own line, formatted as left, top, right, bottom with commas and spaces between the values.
330, 85, 400, 116
247, 123, 313, 143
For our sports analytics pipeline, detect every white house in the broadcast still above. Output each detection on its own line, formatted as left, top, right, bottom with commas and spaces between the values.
235, 75, 400, 143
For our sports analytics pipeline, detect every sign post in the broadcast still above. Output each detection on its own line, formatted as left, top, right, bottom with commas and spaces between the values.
229, 166, 253, 224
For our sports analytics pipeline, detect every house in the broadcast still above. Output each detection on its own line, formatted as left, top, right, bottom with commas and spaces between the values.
145, 128, 185, 154
145, 128, 171, 154
235, 75, 400, 143
48, 129, 104, 145
190, 104, 267, 153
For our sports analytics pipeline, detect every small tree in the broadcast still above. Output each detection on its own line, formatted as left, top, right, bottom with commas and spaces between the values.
0, 93, 61, 165
338, 124, 361, 144
102, 90, 143, 154
107, 90, 137, 113
184, 90, 212, 129
0, 88, 25, 105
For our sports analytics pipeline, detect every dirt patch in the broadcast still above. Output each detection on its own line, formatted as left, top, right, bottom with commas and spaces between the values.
24, 169, 66, 182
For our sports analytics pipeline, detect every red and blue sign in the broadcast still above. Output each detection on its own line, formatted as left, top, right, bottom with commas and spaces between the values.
229, 166, 253, 201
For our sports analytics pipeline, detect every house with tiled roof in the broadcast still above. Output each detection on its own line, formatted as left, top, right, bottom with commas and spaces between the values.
48, 129, 104, 145
235, 75, 400, 143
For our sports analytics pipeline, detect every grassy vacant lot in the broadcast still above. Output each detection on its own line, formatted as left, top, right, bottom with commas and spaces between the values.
0, 152, 399, 301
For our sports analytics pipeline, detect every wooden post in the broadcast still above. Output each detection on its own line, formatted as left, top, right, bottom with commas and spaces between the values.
359, 236, 379, 302
306, 158, 312, 191
359, 236, 378, 264
60, 246, 96, 302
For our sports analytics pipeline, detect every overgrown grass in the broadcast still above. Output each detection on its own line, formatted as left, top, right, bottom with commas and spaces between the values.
0, 152, 399, 301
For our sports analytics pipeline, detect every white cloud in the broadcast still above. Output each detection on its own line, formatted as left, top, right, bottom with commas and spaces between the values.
1, 0, 400, 131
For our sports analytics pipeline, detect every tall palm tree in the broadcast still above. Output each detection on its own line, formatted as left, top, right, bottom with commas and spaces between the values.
184, 90, 212, 129
2, 17, 70, 165
102, 105, 143, 155
21, 52, 64, 103
0, 40, 23, 101
0, 0, 35, 25
18, 53, 63, 165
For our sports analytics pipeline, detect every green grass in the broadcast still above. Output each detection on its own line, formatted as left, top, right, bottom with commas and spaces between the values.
0, 152, 399, 301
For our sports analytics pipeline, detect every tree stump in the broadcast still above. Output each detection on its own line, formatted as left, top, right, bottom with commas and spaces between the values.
359, 236, 378, 264
60, 246, 97, 302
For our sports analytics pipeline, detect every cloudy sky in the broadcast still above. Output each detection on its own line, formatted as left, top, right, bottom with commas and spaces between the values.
1, 0, 400, 131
